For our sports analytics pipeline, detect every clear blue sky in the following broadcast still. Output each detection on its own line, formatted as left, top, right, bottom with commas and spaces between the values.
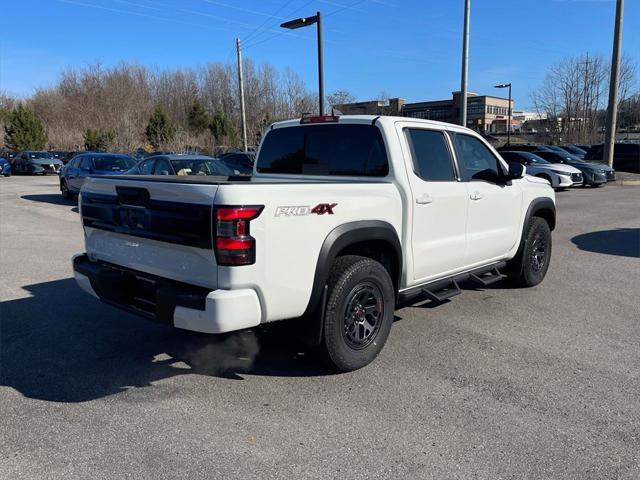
1, 0, 638, 110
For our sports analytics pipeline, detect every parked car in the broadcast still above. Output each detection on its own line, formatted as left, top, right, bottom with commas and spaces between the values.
59, 152, 136, 199
497, 144, 554, 153
127, 154, 236, 176
50, 151, 68, 161
219, 151, 255, 175
13, 151, 63, 175
584, 143, 640, 173
558, 145, 587, 159
62, 151, 80, 164
572, 144, 591, 152
533, 151, 611, 186
73, 114, 556, 372
544, 145, 573, 154
0, 157, 12, 177
499, 151, 582, 189
0, 150, 18, 165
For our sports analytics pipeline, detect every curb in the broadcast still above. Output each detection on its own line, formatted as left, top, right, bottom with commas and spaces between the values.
610, 179, 640, 186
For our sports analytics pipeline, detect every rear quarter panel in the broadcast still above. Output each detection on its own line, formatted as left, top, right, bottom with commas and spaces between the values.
214, 181, 403, 322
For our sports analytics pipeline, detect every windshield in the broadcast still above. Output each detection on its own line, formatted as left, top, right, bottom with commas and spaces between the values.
170, 159, 234, 176
564, 146, 586, 155
92, 155, 136, 171
29, 152, 53, 159
524, 153, 550, 164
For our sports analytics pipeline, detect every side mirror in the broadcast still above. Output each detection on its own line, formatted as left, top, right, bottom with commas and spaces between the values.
508, 162, 525, 179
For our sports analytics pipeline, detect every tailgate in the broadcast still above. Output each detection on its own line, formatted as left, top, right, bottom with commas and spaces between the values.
80, 176, 220, 289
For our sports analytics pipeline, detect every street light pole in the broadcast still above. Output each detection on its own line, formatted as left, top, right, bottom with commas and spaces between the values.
281, 11, 324, 115
495, 83, 512, 145
460, 0, 471, 127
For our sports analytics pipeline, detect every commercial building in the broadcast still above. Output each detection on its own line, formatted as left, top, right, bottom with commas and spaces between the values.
336, 91, 518, 134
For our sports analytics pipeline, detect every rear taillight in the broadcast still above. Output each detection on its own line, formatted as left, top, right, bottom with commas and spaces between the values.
214, 206, 263, 266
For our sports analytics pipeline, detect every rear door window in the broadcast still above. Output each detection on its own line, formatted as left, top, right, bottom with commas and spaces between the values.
257, 124, 389, 177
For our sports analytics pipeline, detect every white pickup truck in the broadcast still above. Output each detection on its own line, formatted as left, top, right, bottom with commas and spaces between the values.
73, 115, 555, 371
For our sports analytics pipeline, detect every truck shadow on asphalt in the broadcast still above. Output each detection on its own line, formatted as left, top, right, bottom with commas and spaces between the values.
1, 279, 335, 403
21, 194, 79, 213
571, 228, 640, 258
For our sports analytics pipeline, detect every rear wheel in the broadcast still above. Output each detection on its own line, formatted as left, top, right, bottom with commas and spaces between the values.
60, 179, 73, 199
506, 217, 552, 287
320, 255, 395, 372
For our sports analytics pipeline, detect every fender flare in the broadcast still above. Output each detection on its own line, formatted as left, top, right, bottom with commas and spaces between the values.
525, 197, 556, 231
301, 220, 402, 319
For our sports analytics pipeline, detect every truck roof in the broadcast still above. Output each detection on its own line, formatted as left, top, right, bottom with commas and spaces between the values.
270, 114, 474, 133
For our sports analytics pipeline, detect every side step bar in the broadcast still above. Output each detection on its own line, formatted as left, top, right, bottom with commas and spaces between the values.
469, 268, 505, 287
421, 280, 461, 303
398, 261, 507, 307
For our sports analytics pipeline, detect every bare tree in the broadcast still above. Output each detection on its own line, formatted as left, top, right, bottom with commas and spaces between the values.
531, 53, 637, 143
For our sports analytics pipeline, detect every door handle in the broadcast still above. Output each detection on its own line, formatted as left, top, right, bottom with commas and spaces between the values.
470, 191, 483, 201
416, 194, 433, 204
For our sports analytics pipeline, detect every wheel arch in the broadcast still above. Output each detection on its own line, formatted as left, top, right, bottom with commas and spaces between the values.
302, 220, 402, 319
528, 197, 556, 231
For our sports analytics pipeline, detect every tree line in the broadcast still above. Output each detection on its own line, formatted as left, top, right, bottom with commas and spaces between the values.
530, 53, 638, 144
2, 53, 638, 152
1, 59, 325, 153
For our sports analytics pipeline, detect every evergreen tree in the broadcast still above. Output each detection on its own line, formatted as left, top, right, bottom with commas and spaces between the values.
83, 129, 115, 151
209, 112, 235, 146
187, 100, 210, 135
145, 107, 175, 149
3, 105, 47, 150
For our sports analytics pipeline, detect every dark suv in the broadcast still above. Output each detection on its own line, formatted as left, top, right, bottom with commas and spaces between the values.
584, 143, 640, 173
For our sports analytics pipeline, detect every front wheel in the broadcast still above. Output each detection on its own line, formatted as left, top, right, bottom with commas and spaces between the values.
506, 217, 552, 287
321, 255, 395, 372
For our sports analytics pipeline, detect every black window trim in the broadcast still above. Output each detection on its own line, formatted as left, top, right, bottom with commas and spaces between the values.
403, 126, 461, 183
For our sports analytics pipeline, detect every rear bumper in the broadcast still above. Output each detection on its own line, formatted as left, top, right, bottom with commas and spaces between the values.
72, 253, 261, 334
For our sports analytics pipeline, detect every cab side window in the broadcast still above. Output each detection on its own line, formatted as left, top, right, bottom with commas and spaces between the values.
451, 133, 504, 182
405, 129, 456, 181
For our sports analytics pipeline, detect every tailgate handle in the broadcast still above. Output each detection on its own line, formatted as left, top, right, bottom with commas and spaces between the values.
116, 186, 150, 206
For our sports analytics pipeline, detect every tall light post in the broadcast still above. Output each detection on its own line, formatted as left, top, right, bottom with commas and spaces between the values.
281, 11, 324, 115
460, 0, 471, 127
495, 83, 512, 145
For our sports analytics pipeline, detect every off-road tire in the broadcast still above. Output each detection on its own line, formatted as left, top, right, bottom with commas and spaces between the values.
320, 255, 395, 372
506, 217, 552, 287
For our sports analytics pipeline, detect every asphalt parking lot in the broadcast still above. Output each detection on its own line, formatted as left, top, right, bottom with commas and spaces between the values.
1, 176, 639, 479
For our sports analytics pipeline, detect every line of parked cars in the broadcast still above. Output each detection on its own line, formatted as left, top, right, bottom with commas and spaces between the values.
56, 151, 255, 198
495, 143, 632, 189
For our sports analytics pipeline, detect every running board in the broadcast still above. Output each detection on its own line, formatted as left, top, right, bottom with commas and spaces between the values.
469, 268, 505, 287
421, 279, 461, 303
